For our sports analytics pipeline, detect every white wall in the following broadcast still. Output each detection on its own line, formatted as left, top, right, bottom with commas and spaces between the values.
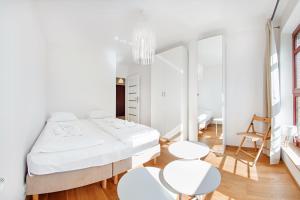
46, 45, 116, 118
37, 2, 117, 118
127, 63, 151, 126
198, 36, 223, 118
0, 1, 47, 199
225, 20, 267, 146
116, 63, 128, 78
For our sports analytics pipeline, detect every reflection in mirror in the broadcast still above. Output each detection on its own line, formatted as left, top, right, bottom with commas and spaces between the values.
197, 35, 224, 154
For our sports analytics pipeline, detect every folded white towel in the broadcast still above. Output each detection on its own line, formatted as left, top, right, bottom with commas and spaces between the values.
58, 122, 83, 137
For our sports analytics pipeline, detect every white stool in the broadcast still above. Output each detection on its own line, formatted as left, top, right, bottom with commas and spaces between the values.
168, 141, 210, 159
163, 160, 221, 200
117, 167, 177, 200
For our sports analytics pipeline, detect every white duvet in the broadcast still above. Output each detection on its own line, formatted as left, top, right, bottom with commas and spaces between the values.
31, 120, 104, 153
27, 120, 131, 175
90, 118, 160, 148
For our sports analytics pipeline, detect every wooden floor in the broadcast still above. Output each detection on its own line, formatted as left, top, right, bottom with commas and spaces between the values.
199, 124, 224, 154
31, 141, 300, 200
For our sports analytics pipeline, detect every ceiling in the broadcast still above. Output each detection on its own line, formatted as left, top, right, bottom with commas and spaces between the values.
36, 0, 288, 65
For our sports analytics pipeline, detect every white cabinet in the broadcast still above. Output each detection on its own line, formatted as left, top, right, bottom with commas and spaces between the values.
151, 46, 188, 139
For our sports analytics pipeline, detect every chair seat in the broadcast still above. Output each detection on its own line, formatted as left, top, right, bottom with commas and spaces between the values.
237, 132, 264, 140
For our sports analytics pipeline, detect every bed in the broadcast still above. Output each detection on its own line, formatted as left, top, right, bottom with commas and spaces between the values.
26, 112, 160, 199
89, 117, 160, 181
198, 108, 213, 130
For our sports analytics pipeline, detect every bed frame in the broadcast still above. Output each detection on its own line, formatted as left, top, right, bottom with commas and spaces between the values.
26, 145, 160, 200
112, 144, 160, 184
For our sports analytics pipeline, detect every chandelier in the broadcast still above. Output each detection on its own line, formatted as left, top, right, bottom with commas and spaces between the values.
132, 18, 156, 65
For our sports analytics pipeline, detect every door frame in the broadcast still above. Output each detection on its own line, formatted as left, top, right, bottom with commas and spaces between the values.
188, 34, 227, 153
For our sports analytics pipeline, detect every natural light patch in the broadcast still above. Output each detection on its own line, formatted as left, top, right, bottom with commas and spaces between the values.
210, 190, 234, 200
204, 153, 223, 168
235, 160, 249, 178
222, 156, 236, 173
202, 135, 212, 139
249, 165, 259, 181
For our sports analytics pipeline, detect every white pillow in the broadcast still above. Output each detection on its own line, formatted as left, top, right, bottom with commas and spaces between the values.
48, 112, 78, 122
89, 110, 113, 119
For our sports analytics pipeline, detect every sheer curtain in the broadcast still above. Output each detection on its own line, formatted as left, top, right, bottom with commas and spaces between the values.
265, 20, 281, 164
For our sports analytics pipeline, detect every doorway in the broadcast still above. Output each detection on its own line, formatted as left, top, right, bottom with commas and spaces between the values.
116, 77, 125, 119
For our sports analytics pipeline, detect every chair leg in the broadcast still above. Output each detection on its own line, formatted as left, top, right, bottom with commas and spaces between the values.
254, 141, 258, 151
236, 137, 246, 155
253, 141, 265, 166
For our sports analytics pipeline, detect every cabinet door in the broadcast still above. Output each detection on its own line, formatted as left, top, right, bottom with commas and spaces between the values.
151, 56, 166, 136
163, 58, 182, 137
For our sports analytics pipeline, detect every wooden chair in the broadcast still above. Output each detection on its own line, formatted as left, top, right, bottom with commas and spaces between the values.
235, 114, 271, 166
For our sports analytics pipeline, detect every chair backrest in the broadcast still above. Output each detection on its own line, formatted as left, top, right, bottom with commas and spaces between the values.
247, 114, 271, 139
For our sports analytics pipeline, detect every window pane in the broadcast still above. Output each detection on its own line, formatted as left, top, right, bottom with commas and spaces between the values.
296, 32, 300, 49
296, 52, 300, 87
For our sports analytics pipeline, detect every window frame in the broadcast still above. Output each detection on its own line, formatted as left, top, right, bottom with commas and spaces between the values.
292, 24, 300, 125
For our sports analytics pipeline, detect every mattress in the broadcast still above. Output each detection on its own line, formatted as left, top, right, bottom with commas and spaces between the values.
27, 120, 130, 175
90, 118, 160, 152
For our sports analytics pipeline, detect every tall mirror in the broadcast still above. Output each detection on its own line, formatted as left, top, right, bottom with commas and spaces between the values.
197, 35, 225, 154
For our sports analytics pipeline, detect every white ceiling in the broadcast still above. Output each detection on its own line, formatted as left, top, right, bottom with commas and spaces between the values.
36, 0, 287, 65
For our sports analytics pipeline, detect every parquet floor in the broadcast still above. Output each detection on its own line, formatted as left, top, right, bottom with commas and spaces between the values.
29, 132, 300, 200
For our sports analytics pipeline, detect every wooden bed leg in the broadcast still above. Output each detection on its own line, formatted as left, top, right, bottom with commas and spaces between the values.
153, 157, 157, 165
32, 194, 39, 200
113, 175, 118, 184
101, 179, 107, 189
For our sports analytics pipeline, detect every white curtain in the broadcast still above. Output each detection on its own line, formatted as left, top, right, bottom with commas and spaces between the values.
265, 20, 281, 164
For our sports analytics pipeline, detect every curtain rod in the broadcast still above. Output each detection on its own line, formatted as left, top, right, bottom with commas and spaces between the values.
271, 0, 280, 21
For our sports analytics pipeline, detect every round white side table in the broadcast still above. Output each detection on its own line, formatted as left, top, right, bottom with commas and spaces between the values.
168, 141, 210, 159
117, 167, 177, 200
163, 160, 221, 199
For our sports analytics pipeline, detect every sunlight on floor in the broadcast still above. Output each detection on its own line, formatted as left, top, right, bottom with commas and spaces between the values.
222, 155, 258, 181
209, 190, 237, 200
205, 152, 259, 181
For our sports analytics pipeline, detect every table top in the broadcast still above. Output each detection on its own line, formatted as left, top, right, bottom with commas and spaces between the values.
163, 160, 221, 196
117, 167, 177, 200
168, 141, 210, 159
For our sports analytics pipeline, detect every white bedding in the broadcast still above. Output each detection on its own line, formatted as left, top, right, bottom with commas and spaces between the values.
27, 120, 130, 175
90, 118, 160, 150
31, 121, 104, 153
198, 109, 213, 129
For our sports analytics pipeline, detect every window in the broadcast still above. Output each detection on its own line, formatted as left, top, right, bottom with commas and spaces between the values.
293, 25, 300, 127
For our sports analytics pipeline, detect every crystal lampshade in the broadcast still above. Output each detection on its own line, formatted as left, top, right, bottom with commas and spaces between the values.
132, 25, 156, 65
